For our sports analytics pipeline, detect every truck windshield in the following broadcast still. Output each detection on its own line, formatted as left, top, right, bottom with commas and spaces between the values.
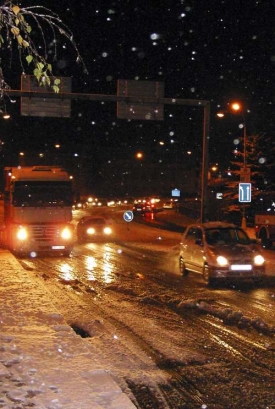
12, 181, 73, 207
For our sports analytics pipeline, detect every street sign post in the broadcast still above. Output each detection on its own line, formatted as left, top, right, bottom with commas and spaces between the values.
240, 167, 251, 183
239, 183, 251, 203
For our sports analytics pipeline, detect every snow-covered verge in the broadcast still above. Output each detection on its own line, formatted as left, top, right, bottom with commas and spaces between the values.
0, 249, 136, 409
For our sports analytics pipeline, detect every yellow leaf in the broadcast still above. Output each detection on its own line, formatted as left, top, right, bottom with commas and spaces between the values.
11, 27, 20, 36
12, 5, 20, 15
17, 35, 23, 45
22, 40, 29, 48
26, 55, 33, 64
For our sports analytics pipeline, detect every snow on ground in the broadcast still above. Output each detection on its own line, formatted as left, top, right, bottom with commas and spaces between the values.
1, 208, 275, 408
0, 249, 136, 409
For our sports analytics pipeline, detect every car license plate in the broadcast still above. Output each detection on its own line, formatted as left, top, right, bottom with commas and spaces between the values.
230, 264, 252, 271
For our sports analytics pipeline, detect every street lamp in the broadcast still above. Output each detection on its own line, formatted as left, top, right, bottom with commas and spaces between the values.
217, 102, 248, 229
230, 102, 248, 229
135, 151, 143, 160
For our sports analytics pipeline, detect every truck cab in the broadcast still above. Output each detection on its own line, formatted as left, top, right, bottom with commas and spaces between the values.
3, 166, 74, 257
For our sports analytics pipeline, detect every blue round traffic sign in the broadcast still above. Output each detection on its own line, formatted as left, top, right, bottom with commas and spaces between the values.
123, 210, 134, 222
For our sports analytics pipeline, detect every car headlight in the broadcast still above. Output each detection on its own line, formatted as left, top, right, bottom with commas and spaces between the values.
17, 227, 28, 241
61, 227, 72, 240
103, 227, 112, 235
87, 227, 95, 235
216, 255, 228, 267
254, 254, 265, 266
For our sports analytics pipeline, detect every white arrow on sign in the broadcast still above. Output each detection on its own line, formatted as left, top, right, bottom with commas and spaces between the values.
123, 210, 134, 222
238, 183, 251, 203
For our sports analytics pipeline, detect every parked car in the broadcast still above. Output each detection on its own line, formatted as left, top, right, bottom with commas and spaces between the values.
77, 216, 112, 242
179, 222, 265, 285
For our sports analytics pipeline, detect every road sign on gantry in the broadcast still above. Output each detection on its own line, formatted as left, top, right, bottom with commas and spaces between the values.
117, 80, 164, 120
21, 75, 71, 118
239, 183, 252, 203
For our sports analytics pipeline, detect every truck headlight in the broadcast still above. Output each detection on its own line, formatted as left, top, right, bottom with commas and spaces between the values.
87, 227, 95, 235
61, 227, 72, 240
17, 227, 28, 241
254, 254, 265, 266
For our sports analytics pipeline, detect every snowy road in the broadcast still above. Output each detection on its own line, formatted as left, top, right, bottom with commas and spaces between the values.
18, 208, 275, 409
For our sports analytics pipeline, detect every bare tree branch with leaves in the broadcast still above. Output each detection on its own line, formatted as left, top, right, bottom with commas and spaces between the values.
0, 0, 87, 95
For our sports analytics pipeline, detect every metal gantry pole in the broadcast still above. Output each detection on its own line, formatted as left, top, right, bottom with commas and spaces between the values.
201, 102, 210, 223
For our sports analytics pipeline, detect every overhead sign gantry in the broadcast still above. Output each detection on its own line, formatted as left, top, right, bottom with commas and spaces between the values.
5, 78, 210, 222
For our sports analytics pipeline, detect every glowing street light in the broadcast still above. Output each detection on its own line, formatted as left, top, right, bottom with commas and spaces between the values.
135, 151, 143, 160
231, 102, 241, 112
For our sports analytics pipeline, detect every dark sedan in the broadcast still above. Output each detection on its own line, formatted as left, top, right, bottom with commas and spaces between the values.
76, 216, 112, 242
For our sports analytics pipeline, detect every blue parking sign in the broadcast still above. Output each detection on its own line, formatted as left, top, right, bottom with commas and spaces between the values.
239, 183, 251, 203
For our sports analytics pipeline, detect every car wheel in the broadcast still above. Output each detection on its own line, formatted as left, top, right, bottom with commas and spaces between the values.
179, 257, 188, 276
262, 239, 271, 249
259, 229, 272, 249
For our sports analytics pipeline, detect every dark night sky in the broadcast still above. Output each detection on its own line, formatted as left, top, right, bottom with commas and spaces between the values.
2, 0, 275, 185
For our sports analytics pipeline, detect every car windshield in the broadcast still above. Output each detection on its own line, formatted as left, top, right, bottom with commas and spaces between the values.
85, 218, 105, 225
205, 227, 251, 245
